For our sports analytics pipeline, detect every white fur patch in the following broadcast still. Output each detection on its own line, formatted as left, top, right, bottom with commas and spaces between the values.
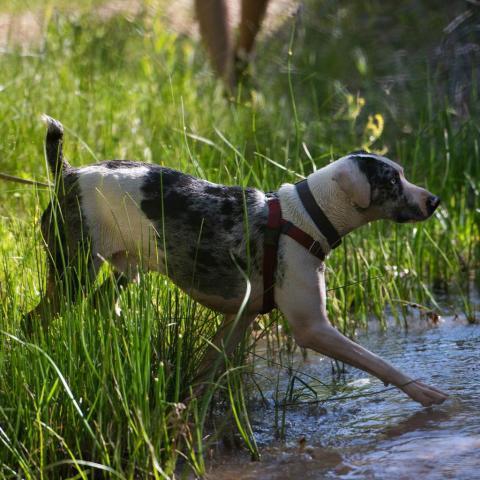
77, 165, 164, 270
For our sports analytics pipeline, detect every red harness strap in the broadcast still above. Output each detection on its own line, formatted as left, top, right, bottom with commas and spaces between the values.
262, 197, 282, 313
261, 197, 326, 314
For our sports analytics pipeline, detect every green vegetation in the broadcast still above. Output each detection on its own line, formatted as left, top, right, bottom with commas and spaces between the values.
0, 1, 478, 477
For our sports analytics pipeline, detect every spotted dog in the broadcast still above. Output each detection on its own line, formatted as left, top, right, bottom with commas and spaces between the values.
28, 115, 448, 407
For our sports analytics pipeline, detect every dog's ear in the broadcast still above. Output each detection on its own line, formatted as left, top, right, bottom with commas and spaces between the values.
332, 161, 371, 208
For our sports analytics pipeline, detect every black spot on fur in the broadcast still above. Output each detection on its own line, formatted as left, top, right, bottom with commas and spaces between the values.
140, 167, 197, 221
102, 160, 144, 169
199, 228, 214, 239
233, 254, 247, 272
194, 264, 210, 275
137, 164, 266, 300
351, 155, 403, 205
350, 155, 427, 222
164, 189, 191, 215
222, 217, 235, 230
204, 185, 230, 197
192, 248, 219, 267
221, 199, 234, 215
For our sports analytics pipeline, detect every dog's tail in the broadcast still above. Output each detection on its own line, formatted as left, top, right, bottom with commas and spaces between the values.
41, 114, 71, 176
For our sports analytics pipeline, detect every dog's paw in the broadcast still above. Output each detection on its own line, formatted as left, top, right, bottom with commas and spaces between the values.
401, 380, 449, 407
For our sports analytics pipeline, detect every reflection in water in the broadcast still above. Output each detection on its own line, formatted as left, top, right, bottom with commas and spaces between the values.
208, 321, 480, 479
381, 406, 455, 438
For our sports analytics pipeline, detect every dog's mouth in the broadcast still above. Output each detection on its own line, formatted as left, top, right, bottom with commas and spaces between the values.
394, 213, 420, 223
392, 204, 431, 223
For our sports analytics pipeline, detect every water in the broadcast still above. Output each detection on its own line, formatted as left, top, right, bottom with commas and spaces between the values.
208, 318, 480, 479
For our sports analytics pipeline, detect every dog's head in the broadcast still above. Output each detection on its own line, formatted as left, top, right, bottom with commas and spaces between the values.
331, 151, 440, 223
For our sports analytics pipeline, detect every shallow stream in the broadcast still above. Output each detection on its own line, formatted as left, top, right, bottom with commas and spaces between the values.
209, 317, 480, 479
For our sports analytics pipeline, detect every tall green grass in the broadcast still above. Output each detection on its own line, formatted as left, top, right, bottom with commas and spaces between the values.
0, 1, 478, 477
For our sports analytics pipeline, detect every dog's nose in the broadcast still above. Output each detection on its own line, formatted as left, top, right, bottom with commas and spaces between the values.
426, 195, 441, 215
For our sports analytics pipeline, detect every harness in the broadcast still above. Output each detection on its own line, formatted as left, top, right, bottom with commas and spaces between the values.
261, 179, 342, 314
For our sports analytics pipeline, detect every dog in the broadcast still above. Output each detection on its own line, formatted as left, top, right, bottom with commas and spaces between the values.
27, 115, 448, 407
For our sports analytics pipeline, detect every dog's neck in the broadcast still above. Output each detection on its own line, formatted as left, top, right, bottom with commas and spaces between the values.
278, 166, 369, 254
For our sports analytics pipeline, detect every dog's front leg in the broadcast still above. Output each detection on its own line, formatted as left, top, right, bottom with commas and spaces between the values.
275, 244, 448, 407
290, 318, 448, 406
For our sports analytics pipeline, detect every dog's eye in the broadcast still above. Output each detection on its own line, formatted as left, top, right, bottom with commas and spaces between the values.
390, 177, 397, 185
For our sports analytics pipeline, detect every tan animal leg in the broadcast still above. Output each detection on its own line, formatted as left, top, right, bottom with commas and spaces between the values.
275, 246, 449, 407
290, 320, 448, 407
195, 0, 234, 89
196, 312, 256, 383
237, 0, 270, 55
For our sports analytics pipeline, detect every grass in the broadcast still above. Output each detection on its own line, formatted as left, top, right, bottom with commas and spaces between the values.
0, 0, 479, 477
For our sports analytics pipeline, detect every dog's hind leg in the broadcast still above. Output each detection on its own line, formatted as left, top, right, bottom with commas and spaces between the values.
195, 312, 256, 384
23, 264, 60, 333
89, 271, 130, 308
23, 202, 97, 334
23, 252, 99, 334
82, 250, 140, 315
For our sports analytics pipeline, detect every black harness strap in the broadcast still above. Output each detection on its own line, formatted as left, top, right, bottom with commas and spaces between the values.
295, 179, 342, 249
